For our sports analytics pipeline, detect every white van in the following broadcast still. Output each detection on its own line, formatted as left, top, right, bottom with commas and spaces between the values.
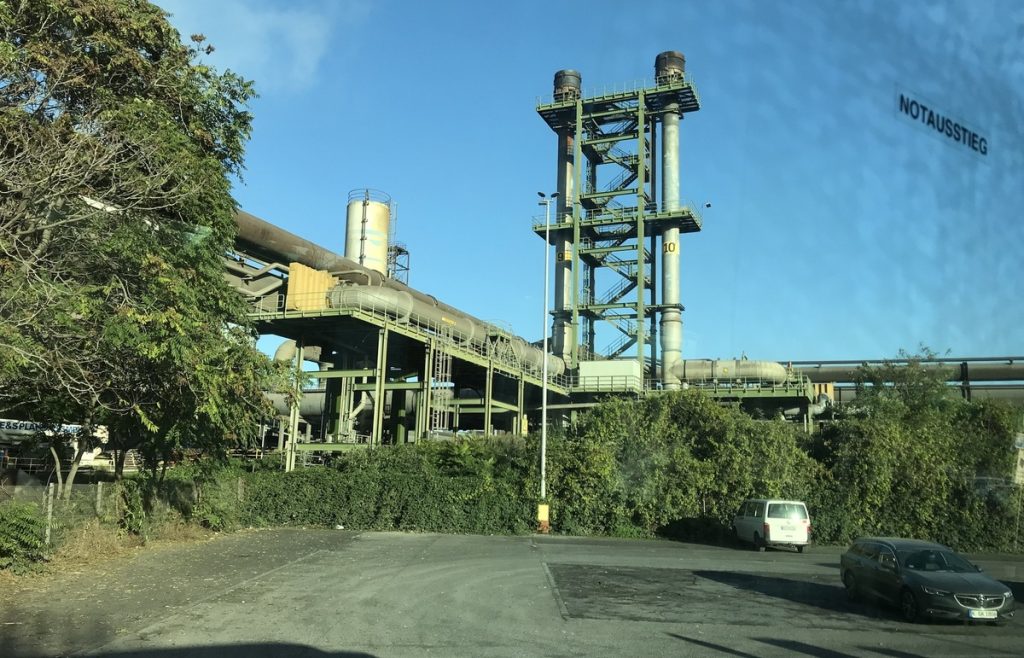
732, 499, 811, 552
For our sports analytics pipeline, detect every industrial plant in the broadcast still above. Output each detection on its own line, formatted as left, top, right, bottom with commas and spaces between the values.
220, 52, 1023, 469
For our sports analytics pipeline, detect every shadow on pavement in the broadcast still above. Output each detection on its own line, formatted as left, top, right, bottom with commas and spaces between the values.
693, 570, 897, 620
755, 637, 859, 657
657, 517, 740, 548
666, 633, 759, 657
858, 647, 928, 658
10, 644, 375, 658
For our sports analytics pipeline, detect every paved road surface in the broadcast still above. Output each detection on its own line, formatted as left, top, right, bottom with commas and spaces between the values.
2, 529, 1023, 657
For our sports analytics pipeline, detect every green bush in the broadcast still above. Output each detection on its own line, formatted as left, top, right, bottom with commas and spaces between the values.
0, 502, 47, 572
238, 444, 534, 534
805, 357, 1023, 550
110, 359, 1023, 553
549, 390, 817, 540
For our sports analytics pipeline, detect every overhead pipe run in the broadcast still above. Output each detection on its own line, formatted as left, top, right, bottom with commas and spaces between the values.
326, 284, 564, 375
793, 359, 1024, 384
234, 211, 565, 377
671, 359, 790, 384
273, 341, 325, 365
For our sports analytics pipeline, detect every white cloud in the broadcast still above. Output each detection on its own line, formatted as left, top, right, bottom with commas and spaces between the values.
157, 0, 367, 93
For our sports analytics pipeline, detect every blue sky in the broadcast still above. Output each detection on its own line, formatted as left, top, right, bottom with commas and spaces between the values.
159, 0, 1023, 363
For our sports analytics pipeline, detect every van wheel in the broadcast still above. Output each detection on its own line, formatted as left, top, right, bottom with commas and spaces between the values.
753, 533, 766, 552
797, 545, 805, 554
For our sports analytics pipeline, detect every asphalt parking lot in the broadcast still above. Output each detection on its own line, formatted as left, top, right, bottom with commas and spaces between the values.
2, 529, 1023, 657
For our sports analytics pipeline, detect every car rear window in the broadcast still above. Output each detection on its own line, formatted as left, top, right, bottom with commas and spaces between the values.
767, 503, 808, 519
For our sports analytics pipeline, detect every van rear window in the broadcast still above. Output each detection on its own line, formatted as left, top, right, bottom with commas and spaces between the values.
767, 503, 807, 519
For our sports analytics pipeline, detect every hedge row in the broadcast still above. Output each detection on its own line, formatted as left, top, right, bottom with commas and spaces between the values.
6, 360, 1019, 570
164, 438, 537, 535
158, 373, 1022, 553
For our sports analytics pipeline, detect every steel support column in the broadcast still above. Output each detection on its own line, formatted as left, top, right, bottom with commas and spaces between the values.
371, 327, 389, 446
484, 361, 494, 435
286, 336, 304, 472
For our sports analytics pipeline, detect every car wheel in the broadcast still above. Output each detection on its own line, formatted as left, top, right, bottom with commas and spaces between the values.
900, 588, 920, 623
797, 545, 805, 554
753, 532, 766, 552
843, 571, 859, 601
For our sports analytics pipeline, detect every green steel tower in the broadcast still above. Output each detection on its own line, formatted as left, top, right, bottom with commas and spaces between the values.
535, 52, 703, 387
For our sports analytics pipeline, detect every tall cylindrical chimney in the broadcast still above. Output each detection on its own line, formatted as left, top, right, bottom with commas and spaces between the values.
656, 52, 685, 389
552, 70, 579, 365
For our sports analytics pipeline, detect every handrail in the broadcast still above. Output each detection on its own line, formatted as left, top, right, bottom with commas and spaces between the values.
569, 374, 644, 393
604, 322, 638, 357
536, 72, 700, 108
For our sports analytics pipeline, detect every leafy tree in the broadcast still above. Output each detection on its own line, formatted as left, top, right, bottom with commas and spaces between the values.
0, 0, 275, 488
808, 350, 1023, 549
552, 390, 817, 537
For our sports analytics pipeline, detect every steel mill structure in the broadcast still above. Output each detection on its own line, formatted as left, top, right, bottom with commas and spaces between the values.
218, 53, 1023, 468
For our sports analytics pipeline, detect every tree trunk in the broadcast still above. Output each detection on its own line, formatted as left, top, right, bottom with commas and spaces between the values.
62, 444, 85, 501
63, 406, 96, 500
48, 445, 64, 499
114, 449, 126, 481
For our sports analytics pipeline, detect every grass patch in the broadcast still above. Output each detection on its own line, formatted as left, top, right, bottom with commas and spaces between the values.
53, 519, 145, 566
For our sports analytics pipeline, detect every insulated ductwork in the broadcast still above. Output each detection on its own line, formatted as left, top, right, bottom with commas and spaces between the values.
783, 394, 830, 420
273, 341, 324, 365
326, 284, 564, 375
671, 359, 789, 384
266, 392, 328, 418
808, 393, 830, 415
794, 360, 1024, 384
234, 211, 565, 377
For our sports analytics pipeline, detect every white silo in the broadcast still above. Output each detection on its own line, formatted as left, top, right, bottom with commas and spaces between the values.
345, 189, 392, 275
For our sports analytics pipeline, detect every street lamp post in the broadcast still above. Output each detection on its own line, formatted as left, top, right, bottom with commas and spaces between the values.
537, 191, 558, 532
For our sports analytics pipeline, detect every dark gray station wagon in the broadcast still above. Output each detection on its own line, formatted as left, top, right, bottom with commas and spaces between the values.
840, 537, 1016, 623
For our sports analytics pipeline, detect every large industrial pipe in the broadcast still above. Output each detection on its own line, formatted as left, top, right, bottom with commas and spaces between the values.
234, 211, 565, 376
273, 341, 324, 365
656, 51, 686, 389
239, 211, 488, 329
326, 284, 564, 375
794, 359, 1024, 384
552, 70, 580, 365
267, 391, 327, 418
671, 359, 789, 384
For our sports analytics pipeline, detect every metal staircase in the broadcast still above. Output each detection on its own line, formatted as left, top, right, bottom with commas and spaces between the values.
430, 328, 453, 432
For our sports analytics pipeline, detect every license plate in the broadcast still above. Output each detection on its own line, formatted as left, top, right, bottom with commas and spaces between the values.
781, 525, 795, 531
969, 609, 997, 619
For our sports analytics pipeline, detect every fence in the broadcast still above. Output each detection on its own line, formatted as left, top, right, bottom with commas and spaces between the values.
1, 480, 122, 546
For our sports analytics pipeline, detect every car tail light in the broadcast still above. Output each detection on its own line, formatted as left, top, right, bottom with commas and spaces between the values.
763, 522, 770, 538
